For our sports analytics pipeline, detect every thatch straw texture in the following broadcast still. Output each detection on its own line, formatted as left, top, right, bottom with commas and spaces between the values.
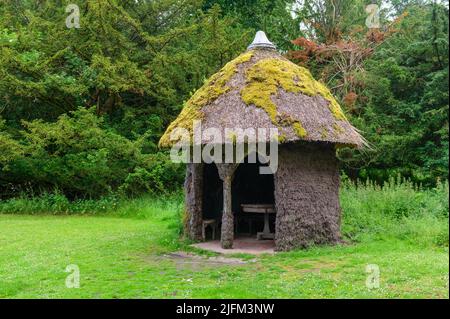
159, 48, 365, 148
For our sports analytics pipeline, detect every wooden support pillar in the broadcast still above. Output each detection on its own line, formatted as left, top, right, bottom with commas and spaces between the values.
217, 163, 238, 249
221, 176, 233, 248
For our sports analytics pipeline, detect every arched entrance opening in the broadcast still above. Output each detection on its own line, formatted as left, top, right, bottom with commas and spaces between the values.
232, 154, 275, 239
201, 163, 223, 240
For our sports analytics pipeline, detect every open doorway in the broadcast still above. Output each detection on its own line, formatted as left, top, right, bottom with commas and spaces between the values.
201, 156, 276, 242
232, 155, 275, 239
202, 163, 223, 240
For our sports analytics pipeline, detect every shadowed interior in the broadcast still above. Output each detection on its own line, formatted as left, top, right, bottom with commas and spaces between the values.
201, 156, 275, 238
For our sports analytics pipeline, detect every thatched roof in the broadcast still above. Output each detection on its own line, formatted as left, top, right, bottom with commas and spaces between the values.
159, 32, 366, 148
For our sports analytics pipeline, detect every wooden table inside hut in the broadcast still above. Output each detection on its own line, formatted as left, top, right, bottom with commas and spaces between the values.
241, 204, 275, 240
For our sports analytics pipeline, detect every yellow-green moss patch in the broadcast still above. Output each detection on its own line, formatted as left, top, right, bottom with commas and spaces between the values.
159, 51, 254, 147
277, 133, 287, 143
332, 123, 345, 136
320, 126, 329, 139
275, 113, 307, 138
240, 57, 347, 136
313, 81, 347, 121
292, 122, 307, 138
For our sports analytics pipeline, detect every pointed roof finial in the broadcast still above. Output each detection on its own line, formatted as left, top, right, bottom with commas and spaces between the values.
247, 31, 276, 50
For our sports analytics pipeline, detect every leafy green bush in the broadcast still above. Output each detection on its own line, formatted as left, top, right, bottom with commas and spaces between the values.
0, 108, 185, 198
119, 152, 185, 197
434, 224, 449, 247
0, 191, 116, 215
0, 118, 23, 167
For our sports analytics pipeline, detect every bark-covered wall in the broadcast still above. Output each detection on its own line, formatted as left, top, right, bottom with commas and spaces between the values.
274, 143, 341, 251
184, 163, 203, 241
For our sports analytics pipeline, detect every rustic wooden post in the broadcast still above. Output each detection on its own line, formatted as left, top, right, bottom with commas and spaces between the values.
221, 175, 233, 248
217, 163, 238, 249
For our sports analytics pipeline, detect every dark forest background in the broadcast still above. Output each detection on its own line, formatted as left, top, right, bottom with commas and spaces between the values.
0, 0, 448, 199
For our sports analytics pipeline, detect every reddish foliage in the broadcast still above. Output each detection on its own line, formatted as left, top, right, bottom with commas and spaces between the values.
289, 37, 318, 63
286, 13, 406, 113
366, 28, 385, 43
343, 92, 358, 108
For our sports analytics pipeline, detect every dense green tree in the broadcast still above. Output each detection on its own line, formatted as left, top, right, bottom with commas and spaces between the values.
0, 0, 250, 197
0, 0, 250, 130
203, 0, 302, 50
289, 0, 448, 185
353, 1, 449, 184
0, 0, 448, 197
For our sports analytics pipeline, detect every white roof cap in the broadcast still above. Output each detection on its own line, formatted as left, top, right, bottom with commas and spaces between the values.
247, 31, 276, 50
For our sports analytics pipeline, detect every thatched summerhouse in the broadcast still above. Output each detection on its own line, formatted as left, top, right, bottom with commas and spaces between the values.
159, 31, 365, 251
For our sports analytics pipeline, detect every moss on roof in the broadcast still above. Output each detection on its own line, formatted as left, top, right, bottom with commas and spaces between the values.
241, 58, 346, 138
158, 48, 365, 149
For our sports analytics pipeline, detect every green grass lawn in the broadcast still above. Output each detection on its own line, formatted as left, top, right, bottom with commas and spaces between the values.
0, 180, 448, 298
0, 214, 448, 298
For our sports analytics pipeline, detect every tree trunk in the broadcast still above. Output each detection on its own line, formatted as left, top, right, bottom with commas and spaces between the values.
221, 176, 233, 248
217, 163, 238, 249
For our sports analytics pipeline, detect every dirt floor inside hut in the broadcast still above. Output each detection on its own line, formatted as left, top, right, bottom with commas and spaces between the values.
191, 237, 275, 255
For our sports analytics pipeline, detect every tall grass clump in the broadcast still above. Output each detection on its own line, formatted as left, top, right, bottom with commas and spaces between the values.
0, 190, 184, 223
341, 176, 449, 247
0, 191, 119, 215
